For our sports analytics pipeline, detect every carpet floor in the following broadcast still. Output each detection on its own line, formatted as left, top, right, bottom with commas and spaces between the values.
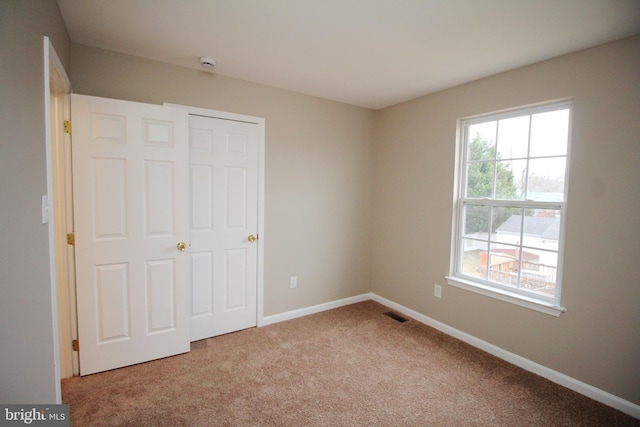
62, 300, 639, 426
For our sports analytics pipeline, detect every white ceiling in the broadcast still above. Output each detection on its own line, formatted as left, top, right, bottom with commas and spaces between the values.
57, 0, 640, 110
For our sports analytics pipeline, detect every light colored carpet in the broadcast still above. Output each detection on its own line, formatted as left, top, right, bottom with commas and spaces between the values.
62, 300, 638, 426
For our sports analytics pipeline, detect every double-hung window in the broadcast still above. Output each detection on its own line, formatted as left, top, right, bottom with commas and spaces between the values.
447, 101, 572, 316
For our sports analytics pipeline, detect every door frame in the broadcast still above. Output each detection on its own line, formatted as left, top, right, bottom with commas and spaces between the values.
166, 103, 266, 327
44, 36, 74, 400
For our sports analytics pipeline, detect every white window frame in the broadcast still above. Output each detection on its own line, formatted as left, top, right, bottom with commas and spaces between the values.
446, 100, 572, 316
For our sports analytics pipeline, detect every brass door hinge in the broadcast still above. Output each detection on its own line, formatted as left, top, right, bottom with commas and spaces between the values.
67, 232, 75, 245
72, 339, 79, 352
64, 120, 71, 134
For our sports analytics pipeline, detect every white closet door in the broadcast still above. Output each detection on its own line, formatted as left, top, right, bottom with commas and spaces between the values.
189, 114, 259, 341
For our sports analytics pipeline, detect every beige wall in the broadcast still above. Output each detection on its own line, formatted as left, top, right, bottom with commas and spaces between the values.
372, 36, 640, 405
69, 44, 375, 316
0, 0, 70, 403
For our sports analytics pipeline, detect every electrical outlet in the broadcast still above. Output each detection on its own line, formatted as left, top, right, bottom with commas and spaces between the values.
290, 276, 297, 289
434, 284, 442, 298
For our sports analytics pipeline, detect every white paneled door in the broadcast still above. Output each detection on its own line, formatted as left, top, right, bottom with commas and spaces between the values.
71, 94, 190, 375
188, 114, 259, 341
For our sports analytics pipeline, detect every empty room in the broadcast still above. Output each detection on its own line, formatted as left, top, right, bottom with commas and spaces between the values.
1, 1, 639, 425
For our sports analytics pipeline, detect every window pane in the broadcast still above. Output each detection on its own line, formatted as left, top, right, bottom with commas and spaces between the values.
466, 161, 494, 198
467, 121, 496, 161
522, 209, 561, 251
487, 244, 520, 289
463, 204, 491, 236
460, 240, 487, 280
530, 109, 569, 157
527, 157, 566, 201
491, 206, 522, 236
497, 115, 529, 160
496, 159, 526, 199
520, 250, 558, 297
493, 208, 523, 245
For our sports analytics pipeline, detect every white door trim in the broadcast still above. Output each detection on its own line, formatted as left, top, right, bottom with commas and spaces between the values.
44, 36, 72, 402
165, 104, 266, 327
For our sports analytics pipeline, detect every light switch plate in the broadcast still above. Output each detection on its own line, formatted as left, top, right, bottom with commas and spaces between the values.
41, 195, 49, 224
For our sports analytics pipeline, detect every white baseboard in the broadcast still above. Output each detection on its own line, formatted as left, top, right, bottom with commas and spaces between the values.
369, 293, 640, 420
260, 293, 371, 326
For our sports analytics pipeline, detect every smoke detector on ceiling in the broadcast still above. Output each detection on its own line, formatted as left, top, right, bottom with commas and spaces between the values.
199, 56, 216, 72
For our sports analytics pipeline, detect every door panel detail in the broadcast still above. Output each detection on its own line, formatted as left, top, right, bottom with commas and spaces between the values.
190, 128, 214, 151
145, 259, 176, 333
191, 252, 213, 317
93, 158, 127, 239
225, 167, 247, 230
225, 248, 247, 310
91, 114, 126, 144
190, 165, 213, 230
144, 160, 174, 236
95, 263, 130, 343
144, 119, 174, 147
225, 133, 247, 154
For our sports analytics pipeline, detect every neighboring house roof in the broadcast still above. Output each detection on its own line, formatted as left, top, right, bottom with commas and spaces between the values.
496, 215, 560, 240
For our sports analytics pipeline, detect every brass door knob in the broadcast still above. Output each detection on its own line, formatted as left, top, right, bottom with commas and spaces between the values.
248, 235, 257, 243
176, 242, 187, 251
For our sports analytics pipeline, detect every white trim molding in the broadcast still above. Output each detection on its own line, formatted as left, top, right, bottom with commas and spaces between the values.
44, 36, 72, 403
261, 294, 370, 326
446, 276, 566, 317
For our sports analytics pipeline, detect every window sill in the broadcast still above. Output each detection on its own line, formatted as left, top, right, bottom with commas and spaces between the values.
445, 276, 566, 317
